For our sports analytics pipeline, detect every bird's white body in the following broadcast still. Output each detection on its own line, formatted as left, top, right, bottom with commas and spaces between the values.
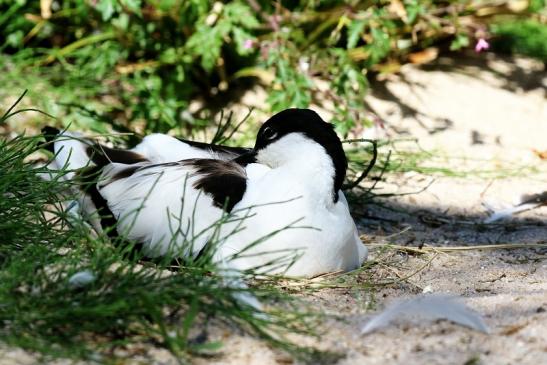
45, 115, 367, 278
218, 134, 365, 276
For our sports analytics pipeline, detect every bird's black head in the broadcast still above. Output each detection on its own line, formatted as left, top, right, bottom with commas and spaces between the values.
253, 108, 347, 202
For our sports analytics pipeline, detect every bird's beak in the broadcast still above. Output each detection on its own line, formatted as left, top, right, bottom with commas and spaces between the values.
233, 149, 257, 166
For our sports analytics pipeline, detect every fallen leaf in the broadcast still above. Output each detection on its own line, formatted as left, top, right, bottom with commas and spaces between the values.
388, 0, 408, 22
532, 149, 547, 160
24, 13, 43, 23
476, 6, 502, 16
408, 48, 439, 65
233, 67, 275, 85
348, 47, 369, 62
507, 0, 529, 12
372, 60, 402, 75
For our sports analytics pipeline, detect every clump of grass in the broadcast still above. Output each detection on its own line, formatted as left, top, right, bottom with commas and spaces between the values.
0, 99, 320, 362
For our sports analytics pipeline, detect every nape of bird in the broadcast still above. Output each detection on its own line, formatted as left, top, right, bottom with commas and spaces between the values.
42, 109, 368, 277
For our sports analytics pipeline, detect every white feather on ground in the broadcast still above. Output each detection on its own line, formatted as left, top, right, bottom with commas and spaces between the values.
483, 191, 547, 223
361, 295, 489, 335
68, 270, 96, 289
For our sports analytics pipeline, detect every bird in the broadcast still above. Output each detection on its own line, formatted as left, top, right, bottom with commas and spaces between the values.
42, 108, 368, 277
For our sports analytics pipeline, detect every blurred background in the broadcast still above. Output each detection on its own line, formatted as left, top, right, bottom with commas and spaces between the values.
0, 0, 545, 141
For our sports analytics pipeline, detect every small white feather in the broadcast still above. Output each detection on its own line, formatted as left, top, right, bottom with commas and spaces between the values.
216, 258, 264, 313
484, 202, 542, 223
361, 295, 489, 334
68, 270, 96, 289
481, 200, 509, 213
482, 191, 547, 223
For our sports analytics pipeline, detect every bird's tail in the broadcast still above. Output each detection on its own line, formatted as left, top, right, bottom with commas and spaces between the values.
42, 127, 148, 173
40, 127, 148, 235
41, 126, 95, 177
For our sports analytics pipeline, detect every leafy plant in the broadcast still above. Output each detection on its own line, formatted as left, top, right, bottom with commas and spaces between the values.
491, 19, 547, 61
1, 1, 542, 137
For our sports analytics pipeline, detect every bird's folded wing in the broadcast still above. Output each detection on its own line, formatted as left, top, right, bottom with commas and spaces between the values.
97, 159, 247, 258
130, 133, 251, 163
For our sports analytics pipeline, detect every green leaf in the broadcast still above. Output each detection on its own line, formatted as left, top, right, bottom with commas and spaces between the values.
6, 30, 24, 48
111, 13, 129, 30
186, 23, 225, 71
160, 47, 178, 64
120, 0, 142, 16
224, 2, 259, 29
158, 0, 177, 11
450, 33, 469, 51
96, 0, 119, 21
405, 0, 425, 24
347, 20, 366, 49
232, 27, 255, 56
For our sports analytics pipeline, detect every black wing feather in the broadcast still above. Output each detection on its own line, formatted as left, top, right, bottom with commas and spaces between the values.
86, 144, 148, 167
177, 138, 251, 158
182, 159, 247, 212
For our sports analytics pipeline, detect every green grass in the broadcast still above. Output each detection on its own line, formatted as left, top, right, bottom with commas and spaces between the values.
0, 57, 142, 135
0, 100, 324, 363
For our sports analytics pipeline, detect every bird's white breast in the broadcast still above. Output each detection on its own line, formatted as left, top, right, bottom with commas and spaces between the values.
217, 165, 365, 277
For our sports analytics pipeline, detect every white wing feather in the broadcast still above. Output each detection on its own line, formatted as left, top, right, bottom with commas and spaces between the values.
131, 134, 242, 163
131, 134, 212, 163
98, 162, 224, 258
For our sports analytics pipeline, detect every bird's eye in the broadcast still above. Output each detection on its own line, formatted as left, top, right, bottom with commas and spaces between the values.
261, 127, 278, 141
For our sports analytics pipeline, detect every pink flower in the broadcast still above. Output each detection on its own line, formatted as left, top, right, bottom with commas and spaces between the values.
475, 38, 489, 53
243, 39, 254, 50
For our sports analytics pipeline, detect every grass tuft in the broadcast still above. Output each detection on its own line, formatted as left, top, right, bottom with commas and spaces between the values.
0, 101, 320, 363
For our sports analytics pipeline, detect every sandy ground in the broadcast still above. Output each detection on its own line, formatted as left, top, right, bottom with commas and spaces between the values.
346, 53, 546, 365
1, 53, 546, 364
191, 53, 547, 365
